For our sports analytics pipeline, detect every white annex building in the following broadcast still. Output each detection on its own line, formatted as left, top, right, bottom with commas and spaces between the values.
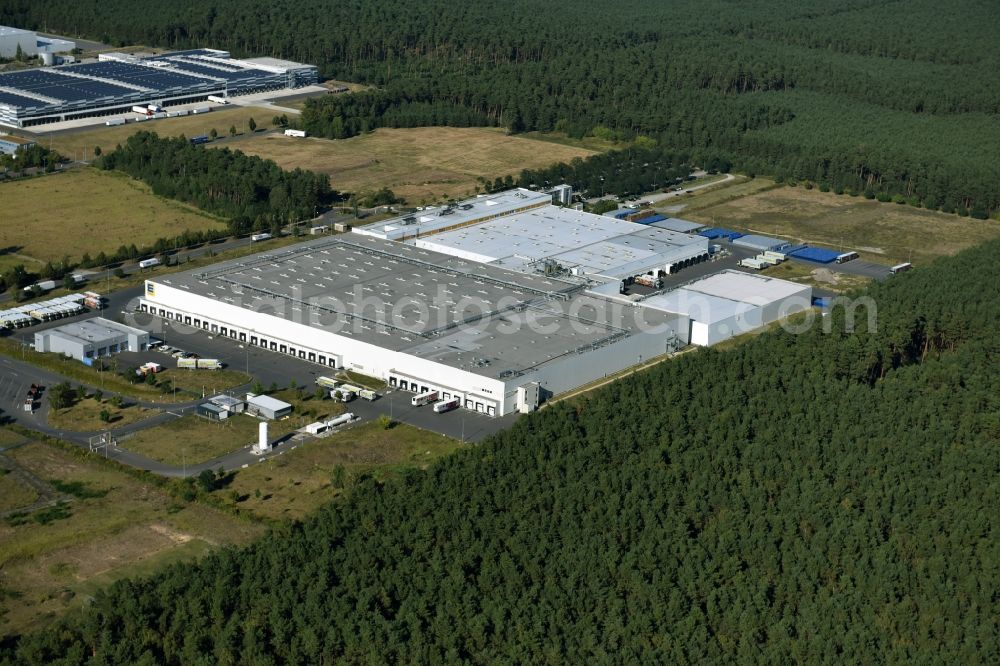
0, 26, 74, 59
139, 190, 811, 417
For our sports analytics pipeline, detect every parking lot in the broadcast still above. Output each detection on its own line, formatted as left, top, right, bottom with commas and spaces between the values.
119, 308, 516, 443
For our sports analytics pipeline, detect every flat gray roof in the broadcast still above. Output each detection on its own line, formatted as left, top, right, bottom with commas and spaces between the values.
353, 188, 552, 240
38, 317, 146, 346
246, 394, 292, 411
152, 235, 683, 378
648, 218, 703, 233
410, 202, 705, 276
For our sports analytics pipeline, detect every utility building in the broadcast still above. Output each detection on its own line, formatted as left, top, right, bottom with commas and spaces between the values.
0, 26, 74, 60
636, 271, 812, 346
0, 134, 36, 155
246, 394, 292, 420
33, 317, 149, 363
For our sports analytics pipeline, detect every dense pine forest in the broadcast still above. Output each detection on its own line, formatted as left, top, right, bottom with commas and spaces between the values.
99, 132, 332, 230
2, 0, 997, 213
3, 239, 998, 661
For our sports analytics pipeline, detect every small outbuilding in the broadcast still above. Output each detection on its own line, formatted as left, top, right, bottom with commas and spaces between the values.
208, 394, 245, 414
34, 317, 149, 363
245, 393, 292, 420
0, 134, 36, 155
732, 234, 789, 252
196, 403, 229, 421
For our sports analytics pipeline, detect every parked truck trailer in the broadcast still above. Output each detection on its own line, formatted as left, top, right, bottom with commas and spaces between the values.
411, 390, 439, 407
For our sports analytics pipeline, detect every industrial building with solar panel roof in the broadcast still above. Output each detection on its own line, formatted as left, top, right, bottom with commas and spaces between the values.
0, 45, 317, 128
138, 188, 813, 417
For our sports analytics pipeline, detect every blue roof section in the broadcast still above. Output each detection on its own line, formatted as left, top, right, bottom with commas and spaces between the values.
698, 227, 744, 240
788, 246, 840, 263
634, 214, 667, 225
612, 209, 633, 219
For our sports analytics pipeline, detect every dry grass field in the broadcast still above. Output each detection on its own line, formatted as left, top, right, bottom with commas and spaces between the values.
227, 421, 461, 521
44, 107, 266, 157
665, 176, 781, 213
46, 398, 156, 432
0, 437, 262, 636
0, 168, 224, 264
118, 414, 275, 467
226, 126, 597, 202
119, 388, 343, 466
683, 185, 1000, 264
0, 472, 38, 514
756, 257, 875, 293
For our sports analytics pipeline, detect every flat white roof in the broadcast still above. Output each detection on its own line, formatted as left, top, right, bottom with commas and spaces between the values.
354, 189, 552, 240
246, 394, 292, 411
0, 26, 32, 36
684, 270, 809, 305
240, 56, 316, 71
640, 290, 749, 325
649, 218, 703, 233
411, 199, 705, 277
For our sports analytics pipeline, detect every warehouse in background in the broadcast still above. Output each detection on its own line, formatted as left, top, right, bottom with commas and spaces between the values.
33, 317, 149, 363
0, 133, 36, 154
0, 26, 74, 61
0, 47, 318, 128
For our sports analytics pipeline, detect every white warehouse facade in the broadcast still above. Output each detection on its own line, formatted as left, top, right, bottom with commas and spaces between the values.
637, 271, 812, 346
139, 235, 688, 417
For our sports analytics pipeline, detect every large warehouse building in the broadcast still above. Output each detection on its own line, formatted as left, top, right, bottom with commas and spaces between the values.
138, 190, 811, 417
0, 48, 317, 128
139, 235, 688, 417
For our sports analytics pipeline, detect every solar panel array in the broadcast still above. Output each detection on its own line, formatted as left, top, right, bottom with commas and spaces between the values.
0, 68, 138, 101
70, 62, 210, 89
0, 90, 46, 108
0, 49, 316, 127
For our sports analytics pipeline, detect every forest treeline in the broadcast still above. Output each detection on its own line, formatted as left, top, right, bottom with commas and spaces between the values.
3, 236, 998, 661
98, 132, 332, 231
3, 0, 996, 212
